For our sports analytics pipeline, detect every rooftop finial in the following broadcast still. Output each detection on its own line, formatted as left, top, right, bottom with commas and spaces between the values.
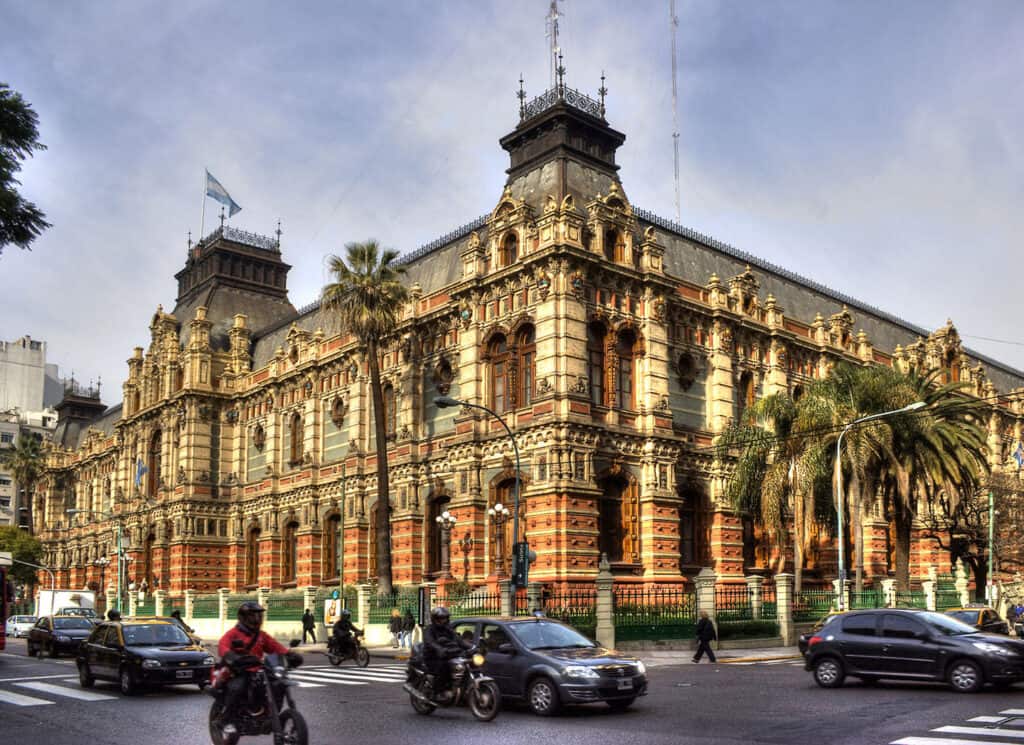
219, 206, 226, 230
556, 52, 566, 95
275, 219, 282, 247
517, 75, 526, 119
599, 71, 607, 118
187, 230, 192, 251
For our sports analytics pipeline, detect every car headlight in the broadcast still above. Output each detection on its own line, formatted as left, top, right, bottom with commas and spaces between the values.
563, 665, 600, 679
141, 659, 162, 669
472, 653, 486, 667
203, 656, 216, 666
635, 661, 646, 675
55, 635, 71, 642
972, 642, 1013, 657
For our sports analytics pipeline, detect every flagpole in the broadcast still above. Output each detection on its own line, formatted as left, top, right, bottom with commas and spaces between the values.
200, 169, 207, 244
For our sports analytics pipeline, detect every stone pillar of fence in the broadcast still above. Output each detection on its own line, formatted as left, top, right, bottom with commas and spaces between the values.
184, 589, 195, 621
303, 586, 317, 623
257, 586, 270, 611
498, 580, 511, 617
831, 579, 850, 612
154, 589, 166, 616
128, 587, 138, 616
955, 559, 970, 606
356, 584, 372, 628
594, 554, 615, 650
880, 578, 896, 608
775, 573, 794, 646
217, 587, 230, 626
922, 578, 936, 612
695, 567, 717, 636
527, 581, 542, 614
106, 584, 117, 613
745, 575, 763, 620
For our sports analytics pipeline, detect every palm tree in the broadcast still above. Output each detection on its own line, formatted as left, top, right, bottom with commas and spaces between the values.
717, 393, 832, 591
0, 433, 44, 533
322, 240, 409, 595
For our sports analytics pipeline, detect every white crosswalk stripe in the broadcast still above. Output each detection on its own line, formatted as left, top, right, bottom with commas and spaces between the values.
14, 681, 117, 701
0, 688, 55, 707
289, 664, 407, 688
891, 708, 1024, 744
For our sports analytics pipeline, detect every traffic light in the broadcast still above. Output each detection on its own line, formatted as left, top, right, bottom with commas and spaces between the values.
511, 541, 537, 588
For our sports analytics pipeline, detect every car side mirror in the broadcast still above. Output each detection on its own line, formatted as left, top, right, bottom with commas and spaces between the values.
497, 642, 516, 655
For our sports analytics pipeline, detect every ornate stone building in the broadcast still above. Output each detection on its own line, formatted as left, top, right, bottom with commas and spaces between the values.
34, 79, 1024, 594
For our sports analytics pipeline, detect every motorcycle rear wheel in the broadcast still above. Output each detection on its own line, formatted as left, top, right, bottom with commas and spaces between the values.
355, 647, 370, 667
410, 691, 436, 715
327, 653, 342, 666
279, 709, 309, 745
469, 680, 501, 722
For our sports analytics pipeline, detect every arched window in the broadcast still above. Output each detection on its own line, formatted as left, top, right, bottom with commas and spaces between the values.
737, 371, 755, 422
289, 412, 303, 464
143, 532, 156, 588
489, 335, 510, 414
597, 472, 637, 564
604, 229, 622, 262
383, 384, 397, 437
678, 483, 708, 569
426, 493, 450, 579
246, 527, 261, 586
323, 513, 341, 580
501, 232, 518, 267
517, 326, 536, 408
587, 323, 607, 407
147, 430, 162, 497
616, 330, 637, 411
282, 521, 299, 583
491, 479, 526, 575
944, 350, 961, 384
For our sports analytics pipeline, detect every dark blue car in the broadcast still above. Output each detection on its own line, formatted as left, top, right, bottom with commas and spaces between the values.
452, 616, 647, 715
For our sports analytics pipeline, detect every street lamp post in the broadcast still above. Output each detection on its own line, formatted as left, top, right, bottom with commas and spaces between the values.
435, 511, 457, 579
488, 502, 510, 577
67, 509, 123, 612
987, 491, 995, 602
435, 396, 522, 588
93, 556, 110, 599
835, 401, 926, 611
460, 532, 474, 583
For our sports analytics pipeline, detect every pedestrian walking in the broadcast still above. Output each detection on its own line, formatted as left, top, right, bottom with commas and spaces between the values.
400, 608, 416, 649
301, 607, 317, 644
693, 610, 717, 663
389, 608, 403, 648
170, 609, 195, 635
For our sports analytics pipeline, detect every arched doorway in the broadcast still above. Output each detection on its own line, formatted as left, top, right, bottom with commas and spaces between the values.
425, 491, 451, 579
142, 532, 156, 588
245, 526, 261, 587
596, 467, 639, 565
490, 478, 526, 576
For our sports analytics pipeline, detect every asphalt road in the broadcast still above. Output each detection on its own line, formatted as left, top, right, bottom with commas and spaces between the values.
3, 639, 1024, 745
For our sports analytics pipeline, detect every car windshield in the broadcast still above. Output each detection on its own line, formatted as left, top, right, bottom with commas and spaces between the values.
122, 624, 191, 646
53, 617, 94, 630
508, 621, 595, 650
945, 610, 979, 624
921, 611, 978, 636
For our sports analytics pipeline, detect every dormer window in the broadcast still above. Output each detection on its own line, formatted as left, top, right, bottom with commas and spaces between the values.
500, 232, 518, 267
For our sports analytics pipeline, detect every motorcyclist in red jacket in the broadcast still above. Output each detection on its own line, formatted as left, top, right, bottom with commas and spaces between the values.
216, 601, 291, 744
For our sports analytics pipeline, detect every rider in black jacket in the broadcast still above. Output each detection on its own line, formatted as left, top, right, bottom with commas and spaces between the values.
331, 608, 362, 657
422, 606, 472, 697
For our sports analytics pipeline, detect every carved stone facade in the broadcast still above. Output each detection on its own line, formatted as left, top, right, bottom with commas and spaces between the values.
35, 81, 1024, 593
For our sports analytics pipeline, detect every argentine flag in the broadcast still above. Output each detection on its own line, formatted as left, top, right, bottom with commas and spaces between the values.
205, 170, 241, 216
135, 457, 148, 489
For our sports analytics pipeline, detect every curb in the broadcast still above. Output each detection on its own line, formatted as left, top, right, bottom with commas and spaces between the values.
718, 654, 802, 664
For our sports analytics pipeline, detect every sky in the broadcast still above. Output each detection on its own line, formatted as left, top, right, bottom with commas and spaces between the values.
2, 0, 1023, 405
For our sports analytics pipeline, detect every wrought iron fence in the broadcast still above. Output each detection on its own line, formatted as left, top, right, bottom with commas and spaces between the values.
850, 588, 883, 609
165, 596, 186, 616
433, 589, 502, 619
714, 583, 753, 622
136, 599, 155, 616
894, 589, 927, 609
367, 588, 420, 624
266, 591, 305, 621
792, 589, 836, 623
191, 594, 220, 619
313, 585, 358, 622
761, 582, 778, 620
226, 593, 257, 618
513, 589, 530, 616
544, 588, 597, 639
936, 576, 960, 611
613, 585, 696, 640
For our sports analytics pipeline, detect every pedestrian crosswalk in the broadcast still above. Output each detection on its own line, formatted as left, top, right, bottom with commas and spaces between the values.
289, 663, 407, 689
0, 676, 117, 707
892, 708, 1024, 744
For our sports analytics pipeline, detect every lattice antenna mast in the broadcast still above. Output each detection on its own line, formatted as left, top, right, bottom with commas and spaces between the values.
546, 0, 562, 88
669, 0, 681, 222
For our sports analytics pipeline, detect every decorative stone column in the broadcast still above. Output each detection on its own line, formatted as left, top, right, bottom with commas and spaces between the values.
880, 578, 896, 608
184, 589, 195, 622
357, 584, 372, 629
128, 588, 138, 616
303, 586, 317, 627
594, 554, 615, 650
922, 579, 936, 612
257, 587, 270, 616
218, 587, 231, 631
154, 589, 166, 616
955, 559, 970, 606
775, 573, 794, 646
498, 579, 511, 617
527, 581, 542, 614
832, 579, 850, 612
745, 575, 763, 620
695, 567, 717, 623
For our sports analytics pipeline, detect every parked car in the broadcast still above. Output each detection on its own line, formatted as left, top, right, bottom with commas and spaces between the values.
450, 616, 647, 715
944, 606, 1010, 635
805, 608, 1024, 693
5, 615, 37, 638
76, 619, 215, 695
26, 615, 96, 657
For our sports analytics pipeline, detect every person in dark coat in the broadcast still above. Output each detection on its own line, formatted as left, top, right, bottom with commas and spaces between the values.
388, 608, 403, 648
301, 608, 317, 644
400, 609, 416, 649
693, 610, 717, 663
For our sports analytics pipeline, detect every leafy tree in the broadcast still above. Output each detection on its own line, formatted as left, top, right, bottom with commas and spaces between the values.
0, 525, 44, 586
0, 83, 50, 254
322, 240, 409, 595
0, 433, 44, 533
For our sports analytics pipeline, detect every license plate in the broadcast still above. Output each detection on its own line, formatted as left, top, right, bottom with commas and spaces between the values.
175, 670, 193, 679
616, 679, 633, 690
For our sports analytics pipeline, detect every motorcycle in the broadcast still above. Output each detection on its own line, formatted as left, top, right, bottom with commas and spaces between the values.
208, 639, 308, 745
403, 643, 501, 721
326, 629, 370, 667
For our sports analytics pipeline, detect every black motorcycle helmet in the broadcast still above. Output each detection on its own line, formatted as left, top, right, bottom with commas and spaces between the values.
340, 608, 351, 619
430, 606, 450, 625
238, 601, 266, 630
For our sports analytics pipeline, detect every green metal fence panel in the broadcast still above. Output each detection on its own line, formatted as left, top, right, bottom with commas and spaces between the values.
715, 583, 753, 622
267, 592, 305, 621
226, 593, 257, 619
367, 588, 420, 624
544, 588, 597, 639
935, 576, 960, 611
136, 600, 155, 616
613, 586, 695, 641
313, 586, 358, 623
165, 596, 186, 616
894, 589, 927, 609
433, 589, 501, 619
850, 588, 883, 609
191, 594, 220, 619
760, 582, 778, 620
792, 589, 835, 622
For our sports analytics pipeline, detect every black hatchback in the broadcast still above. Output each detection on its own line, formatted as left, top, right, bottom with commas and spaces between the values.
26, 615, 95, 657
76, 620, 215, 695
805, 608, 1024, 693
452, 616, 647, 715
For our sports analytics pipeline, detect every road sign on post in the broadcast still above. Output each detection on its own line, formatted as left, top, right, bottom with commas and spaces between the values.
512, 542, 536, 588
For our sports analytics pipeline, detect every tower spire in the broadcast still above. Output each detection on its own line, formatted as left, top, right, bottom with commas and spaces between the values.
546, 0, 561, 89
